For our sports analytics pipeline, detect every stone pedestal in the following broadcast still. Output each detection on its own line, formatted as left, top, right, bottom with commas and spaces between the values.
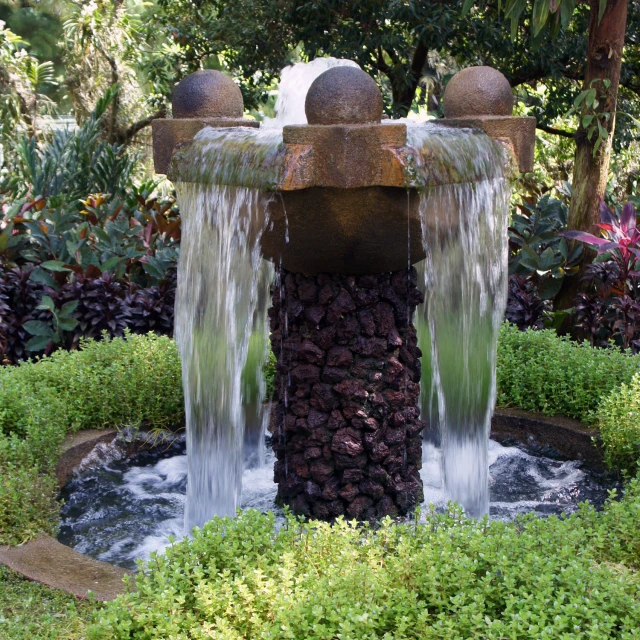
269, 268, 425, 520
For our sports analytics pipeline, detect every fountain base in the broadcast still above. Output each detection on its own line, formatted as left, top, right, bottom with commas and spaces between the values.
269, 268, 425, 520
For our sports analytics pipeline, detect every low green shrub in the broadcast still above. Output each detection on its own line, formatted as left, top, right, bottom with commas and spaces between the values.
597, 373, 640, 473
90, 485, 640, 640
497, 322, 640, 423
0, 331, 183, 439
0, 564, 96, 639
0, 332, 184, 544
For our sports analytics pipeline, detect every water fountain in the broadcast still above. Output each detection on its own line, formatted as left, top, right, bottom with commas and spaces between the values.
152, 61, 536, 529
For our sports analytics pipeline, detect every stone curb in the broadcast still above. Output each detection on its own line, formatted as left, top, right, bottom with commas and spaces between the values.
55, 429, 118, 488
0, 534, 132, 601
491, 407, 603, 470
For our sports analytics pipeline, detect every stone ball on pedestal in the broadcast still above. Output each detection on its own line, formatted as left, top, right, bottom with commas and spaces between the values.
443, 66, 514, 118
305, 66, 384, 125
172, 70, 244, 119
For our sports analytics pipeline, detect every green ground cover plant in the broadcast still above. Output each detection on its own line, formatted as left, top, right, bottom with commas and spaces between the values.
0, 331, 183, 545
598, 372, 640, 473
0, 565, 95, 640
89, 483, 640, 640
496, 322, 640, 423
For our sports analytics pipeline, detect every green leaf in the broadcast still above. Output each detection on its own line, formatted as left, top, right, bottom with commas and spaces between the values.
532, 0, 550, 36
57, 317, 79, 331
538, 276, 563, 300
22, 320, 54, 337
101, 256, 127, 273
462, 0, 476, 15
29, 268, 59, 290
60, 300, 79, 316
539, 247, 558, 271
598, 0, 607, 23
25, 334, 53, 352
36, 295, 56, 311
40, 260, 71, 272
574, 90, 590, 109
560, 0, 576, 27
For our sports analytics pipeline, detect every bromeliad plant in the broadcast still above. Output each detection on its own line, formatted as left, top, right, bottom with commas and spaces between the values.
562, 200, 640, 351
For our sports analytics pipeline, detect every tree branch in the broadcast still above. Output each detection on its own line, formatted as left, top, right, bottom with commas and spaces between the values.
537, 123, 576, 138
118, 107, 167, 145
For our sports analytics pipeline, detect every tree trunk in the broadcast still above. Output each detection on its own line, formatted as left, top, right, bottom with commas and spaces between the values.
555, 0, 628, 316
568, 0, 628, 233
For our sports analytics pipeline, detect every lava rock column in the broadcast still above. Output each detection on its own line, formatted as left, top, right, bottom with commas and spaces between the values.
269, 267, 425, 520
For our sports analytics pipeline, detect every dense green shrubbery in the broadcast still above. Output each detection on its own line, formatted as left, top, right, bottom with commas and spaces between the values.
90, 484, 640, 640
597, 373, 640, 473
0, 332, 183, 544
497, 322, 640, 423
0, 90, 180, 364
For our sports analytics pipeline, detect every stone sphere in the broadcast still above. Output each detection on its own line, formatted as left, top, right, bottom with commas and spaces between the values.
443, 66, 514, 118
172, 70, 244, 119
305, 66, 383, 125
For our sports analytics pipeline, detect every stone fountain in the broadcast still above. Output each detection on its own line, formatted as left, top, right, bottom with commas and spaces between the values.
152, 61, 535, 528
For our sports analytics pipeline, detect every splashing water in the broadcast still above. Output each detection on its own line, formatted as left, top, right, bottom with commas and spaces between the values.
263, 57, 359, 128
408, 123, 510, 517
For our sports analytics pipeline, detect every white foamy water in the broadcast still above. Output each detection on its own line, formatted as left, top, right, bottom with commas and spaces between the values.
58, 436, 615, 570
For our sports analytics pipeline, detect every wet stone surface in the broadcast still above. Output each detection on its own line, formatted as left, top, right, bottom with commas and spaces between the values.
268, 268, 426, 520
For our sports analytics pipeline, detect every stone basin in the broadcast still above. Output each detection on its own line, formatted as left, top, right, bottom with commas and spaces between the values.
153, 65, 534, 275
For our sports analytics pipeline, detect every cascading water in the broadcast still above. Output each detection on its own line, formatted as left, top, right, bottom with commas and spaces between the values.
175, 184, 272, 529
175, 58, 360, 532
408, 124, 510, 517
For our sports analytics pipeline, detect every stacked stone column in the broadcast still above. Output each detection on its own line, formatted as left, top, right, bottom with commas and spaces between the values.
269, 267, 425, 520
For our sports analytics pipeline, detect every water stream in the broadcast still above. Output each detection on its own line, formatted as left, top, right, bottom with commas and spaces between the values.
407, 124, 509, 517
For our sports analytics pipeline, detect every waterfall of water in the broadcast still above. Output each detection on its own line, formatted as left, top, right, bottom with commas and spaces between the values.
175, 60, 364, 532
408, 124, 510, 517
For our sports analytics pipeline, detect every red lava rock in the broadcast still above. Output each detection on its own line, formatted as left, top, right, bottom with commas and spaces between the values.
291, 402, 310, 417
373, 302, 396, 336
387, 328, 403, 347
331, 428, 364, 457
311, 383, 340, 412
326, 346, 354, 367
346, 495, 373, 519
341, 468, 365, 484
304, 447, 323, 460
318, 283, 337, 305
309, 459, 335, 483
270, 267, 424, 521
298, 281, 318, 303
370, 441, 390, 462
327, 410, 347, 430
305, 306, 326, 325
360, 479, 385, 500
328, 290, 356, 317
321, 366, 349, 384
291, 364, 320, 384
310, 326, 336, 350
307, 408, 329, 429
339, 483, 359, 502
